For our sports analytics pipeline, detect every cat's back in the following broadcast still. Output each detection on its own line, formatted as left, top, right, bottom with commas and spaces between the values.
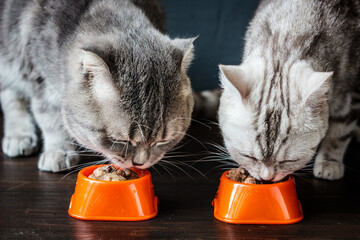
0, 0, 95, 55
1, 0, 164, 49
0, 0, 165, 94
244, 0, 360, 77
245, 0, 360, 55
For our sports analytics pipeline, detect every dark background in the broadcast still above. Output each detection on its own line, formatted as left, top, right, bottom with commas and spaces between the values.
159, 0, 260, 91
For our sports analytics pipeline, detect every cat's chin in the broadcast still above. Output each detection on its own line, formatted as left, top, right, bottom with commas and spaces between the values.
272, 173, 290, 182
109, 159, 132, 169
133, 164, 150, 170
245, 168, 290, 182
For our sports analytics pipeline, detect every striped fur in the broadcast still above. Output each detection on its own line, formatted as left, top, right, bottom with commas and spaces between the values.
0, 0, 195, 172
219, 0, 360, 181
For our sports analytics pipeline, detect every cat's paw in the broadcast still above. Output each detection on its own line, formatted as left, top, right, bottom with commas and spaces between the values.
38, 150, 80, 172
2, 135, 39, 157
313, 161, 344, 180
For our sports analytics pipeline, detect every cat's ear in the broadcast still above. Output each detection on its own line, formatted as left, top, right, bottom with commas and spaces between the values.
219, 64, 252, 100
172, 37, 197, 71
303, 71, 332, 108
292, 62, 332, 110
305, 72, 332, 97
81, 49, 111, 77
80, 49, 118, 102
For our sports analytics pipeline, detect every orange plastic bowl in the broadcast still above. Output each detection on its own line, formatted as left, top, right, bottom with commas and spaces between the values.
68, 165, 158, 221
212, 170, 303, 224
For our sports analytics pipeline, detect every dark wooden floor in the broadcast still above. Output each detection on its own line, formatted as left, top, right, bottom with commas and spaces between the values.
1, 117, 360, 240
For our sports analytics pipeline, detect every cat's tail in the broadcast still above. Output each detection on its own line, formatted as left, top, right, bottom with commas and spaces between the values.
192, 88, 221, 120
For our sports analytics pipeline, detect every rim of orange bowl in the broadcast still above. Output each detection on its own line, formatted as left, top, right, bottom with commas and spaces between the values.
78, 164, 151, 184
221, 170, 294, 187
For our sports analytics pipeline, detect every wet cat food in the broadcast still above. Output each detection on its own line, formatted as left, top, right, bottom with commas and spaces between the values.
88, 165, 139, 181
227, 167, 286, 184
227, 167, 258, 184
226, 167, 288, 184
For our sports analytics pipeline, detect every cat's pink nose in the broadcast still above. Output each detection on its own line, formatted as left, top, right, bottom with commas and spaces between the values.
259, 166, 275, 181
260, 176, 274, 181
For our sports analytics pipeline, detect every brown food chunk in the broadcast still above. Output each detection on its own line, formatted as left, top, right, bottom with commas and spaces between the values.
226, 167, 248, 182
227, 167, 285, 184
89, 165, 139, 181
243, 176, 257, 184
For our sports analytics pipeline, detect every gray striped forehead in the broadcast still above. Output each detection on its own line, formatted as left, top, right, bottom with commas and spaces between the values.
250, 46, 296, 162
84, 38, 184, 140
246, 28, 331, 163
246, 28, 318, 159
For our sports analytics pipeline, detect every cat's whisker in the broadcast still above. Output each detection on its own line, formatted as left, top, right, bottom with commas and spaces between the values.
175, 160, 209, 180
162, 154, 197, 159
218, 166, 233, 172
157, 162, 176, 181
201, 119, 220, 126
205, 142, 229, 154
135, 123, 155, 132
291, 173, 315, 186
64, 148, 102, 155
63, 141, 98, 153
63, 141, 88, 149
59, 159, 109, 181
164, 151, 190, 155
134, 120, 147, 145
160, 159, 198, 182
66, 153, 102, 158
163, 150, 200, 158
191, 152, 235, 165
65, 149, 97, 154
172, 131, 208, 150
169, 140, 191, 152
109, 138, 117, 152
150, 165, 161, 176
199, 154, 232, 160
63, 158, 108, 170
205, 162, 235, 175
170, 117, 213, 130
191, 158, 235, 165
124, 141, 129, 159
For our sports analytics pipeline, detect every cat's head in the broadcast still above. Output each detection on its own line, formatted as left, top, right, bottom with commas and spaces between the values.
62, 35, 196, 169
219, 60, 333, 181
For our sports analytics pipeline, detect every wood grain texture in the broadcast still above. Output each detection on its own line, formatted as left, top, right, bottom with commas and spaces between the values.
0, 116, 359, 240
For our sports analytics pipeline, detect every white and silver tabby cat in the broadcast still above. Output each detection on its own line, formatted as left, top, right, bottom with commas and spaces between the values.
0, 0, 195, 172
219, 0, 360, 181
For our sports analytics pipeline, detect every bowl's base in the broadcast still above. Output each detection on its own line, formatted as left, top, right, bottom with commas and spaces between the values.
68, 210, 158, 221
212, 172, 304, 225
68, 165, 158, 222
213, 198, 303, 224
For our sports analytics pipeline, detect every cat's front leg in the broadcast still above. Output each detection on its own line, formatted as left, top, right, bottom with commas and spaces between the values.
313, 102, 357, 180
31, 97, 79, 172
1, 89, 39, 157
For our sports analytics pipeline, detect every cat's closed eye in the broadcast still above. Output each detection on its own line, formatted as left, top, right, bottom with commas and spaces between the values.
154, 141, 169, 146
278, 159, 298, 165
109, 138, 132, 146
238, 152, 258, 162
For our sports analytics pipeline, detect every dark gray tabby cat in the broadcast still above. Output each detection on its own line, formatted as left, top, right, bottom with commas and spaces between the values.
218, 0, 360, 181
0, 0, 195, 172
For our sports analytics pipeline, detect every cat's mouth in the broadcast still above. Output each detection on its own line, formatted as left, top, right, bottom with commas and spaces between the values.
242, 167, 289, 182
229, 167, 290, 184
272, 174, 290, 182
108, 157, 132, 169
108, 157, 152, 170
